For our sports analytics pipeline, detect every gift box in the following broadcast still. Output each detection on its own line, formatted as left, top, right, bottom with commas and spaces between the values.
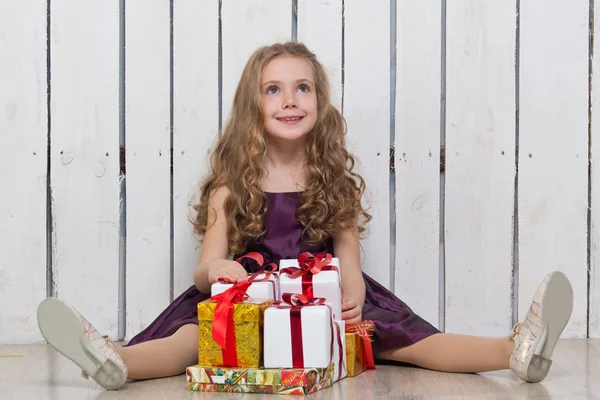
279, 252, 342, 320
211, 272, 280, 301
212, 252, 280, 301
186, 364, 335, 395
197, 287, 271, 367
346, 321, 376, 377
263, 295, 347, 382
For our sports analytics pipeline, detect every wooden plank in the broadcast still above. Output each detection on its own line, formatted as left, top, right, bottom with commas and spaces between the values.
125, 0, 171, 339
394, 1, 442, 328
0, 0, 47, 343
344, 1, 391, 288
518, 0, 588, 338
221, 0, 292, 123
592, 0, 600, 339
297, 0, 343, 110
50, 1, 121, 338
172, 1, 219, 297
444, 1, 516, 335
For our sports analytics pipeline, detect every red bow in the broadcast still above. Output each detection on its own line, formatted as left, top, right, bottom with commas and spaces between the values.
277, 293, 326, 307
346, 320, 376, 370
282, 252, 337, 277
236, 252, 277, 273
209, 281, 252, 367
280, 252, 339, 300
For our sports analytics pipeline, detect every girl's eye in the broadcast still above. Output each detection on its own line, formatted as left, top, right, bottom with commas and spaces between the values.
266, 86, 279, 94
298, 84, 310, 93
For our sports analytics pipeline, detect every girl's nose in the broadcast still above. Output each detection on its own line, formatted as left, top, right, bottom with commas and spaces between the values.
282, 91, 297, 109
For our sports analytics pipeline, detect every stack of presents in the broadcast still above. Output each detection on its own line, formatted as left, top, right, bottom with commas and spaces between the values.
186, 252, 376, 395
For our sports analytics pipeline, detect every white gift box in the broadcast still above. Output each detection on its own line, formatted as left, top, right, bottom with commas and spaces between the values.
210, 272, 279, 301
263, 304, 347, 382
279, 257, 342, 320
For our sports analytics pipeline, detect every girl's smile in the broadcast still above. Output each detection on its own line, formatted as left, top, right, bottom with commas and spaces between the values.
276, 115, 305, 124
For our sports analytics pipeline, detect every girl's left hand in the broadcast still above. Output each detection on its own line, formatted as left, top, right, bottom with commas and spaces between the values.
341, 295, 362, 325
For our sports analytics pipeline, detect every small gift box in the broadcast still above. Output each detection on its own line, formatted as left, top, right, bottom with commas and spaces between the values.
197, 281, 272, 368
186, 364, 335, 395
279, 252, 342, 320
263, 294, 347, 382
211, 272, 279, 301
345, 321, 376, 377
212, 252, 280, 301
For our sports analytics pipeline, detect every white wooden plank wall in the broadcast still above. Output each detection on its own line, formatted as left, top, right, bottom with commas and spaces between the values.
125, 0, 171, 339
172, 1, 219, 299
344, 0, 391, 289
297, 0, 343, 111
49, 1, 121, 339
591, 0, 600, 339
394, 0, 442, 329
0, 0, 47, 343
2, 1, 599, 343
518, 0, 589, 338
444, 1, 516, 336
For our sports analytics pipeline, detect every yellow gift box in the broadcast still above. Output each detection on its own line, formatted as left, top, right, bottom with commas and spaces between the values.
197, 298, 272, 367
345, 332, 366, 377
345, 321, 376, 377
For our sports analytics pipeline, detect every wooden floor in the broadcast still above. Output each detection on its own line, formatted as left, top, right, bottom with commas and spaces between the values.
1, 340, 598, 399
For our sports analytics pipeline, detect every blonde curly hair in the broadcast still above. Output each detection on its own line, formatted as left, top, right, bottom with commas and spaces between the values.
193, 42, 371, 255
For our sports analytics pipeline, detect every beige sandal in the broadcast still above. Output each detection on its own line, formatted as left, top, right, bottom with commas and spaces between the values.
37, 298, 128, 390
509, 271, 573, 383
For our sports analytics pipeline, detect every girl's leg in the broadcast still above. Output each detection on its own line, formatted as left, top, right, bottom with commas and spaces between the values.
377, 333, 514, 373
378, 271, 574, 383
116, 324, 198, 380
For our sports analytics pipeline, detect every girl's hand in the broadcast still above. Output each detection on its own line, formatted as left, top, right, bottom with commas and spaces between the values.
207, 260, 248, 285
341, 294, 362, 325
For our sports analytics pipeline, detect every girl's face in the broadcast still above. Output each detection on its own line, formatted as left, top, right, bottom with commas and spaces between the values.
260, 56, 318, 143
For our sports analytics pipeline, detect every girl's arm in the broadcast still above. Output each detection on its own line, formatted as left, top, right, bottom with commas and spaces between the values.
193, 186, 247, 293
333, 224, 366, 320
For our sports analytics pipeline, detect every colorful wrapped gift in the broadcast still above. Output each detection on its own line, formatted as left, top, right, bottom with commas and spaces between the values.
212, 252, 280, 301
263, 294, 347, 382
279, 252, 342, 320
186, 363, 335, 395
345, 321, 376, 377
197, 281, 271, 368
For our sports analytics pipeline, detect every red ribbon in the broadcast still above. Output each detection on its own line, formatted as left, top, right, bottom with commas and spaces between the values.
209, 281, 252, 367
274, 294, 345, 379
279, 252, 339, 301
346, 320, 376, 370
333, 320, 345, 379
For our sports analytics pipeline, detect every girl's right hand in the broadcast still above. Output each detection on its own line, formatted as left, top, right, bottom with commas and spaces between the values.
207, 260, 248, 285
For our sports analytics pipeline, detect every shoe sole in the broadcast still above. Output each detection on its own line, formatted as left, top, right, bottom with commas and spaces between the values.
37, 298, 126, 390
524, 271, 573, 382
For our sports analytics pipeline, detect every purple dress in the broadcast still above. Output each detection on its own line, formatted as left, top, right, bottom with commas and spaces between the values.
128, 192, 439, 354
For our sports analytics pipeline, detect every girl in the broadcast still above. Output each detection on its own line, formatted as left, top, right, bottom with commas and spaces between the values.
37, 42, 573, 390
